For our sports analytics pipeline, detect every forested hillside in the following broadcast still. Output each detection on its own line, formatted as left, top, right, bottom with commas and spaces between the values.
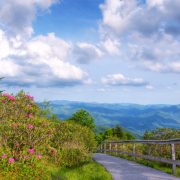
48, 101, 180, 136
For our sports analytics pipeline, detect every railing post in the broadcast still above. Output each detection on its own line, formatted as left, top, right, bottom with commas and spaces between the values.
109, 143, 112, 154
148, 144, 151, 155
122, 143, 124, 156
133, 143, 136, 159
115, 143, 118, 156
171, 143, 176, 175
100, 144, 103, 153
104, 143, 106, 154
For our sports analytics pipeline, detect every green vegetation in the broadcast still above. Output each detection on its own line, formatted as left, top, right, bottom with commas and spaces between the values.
50, 161, 112, 180
0, 91, 112, 179
96, 125, 135, 144
144, 128, 180, 159
0, 91, 94, 178
107, 128, 180, 177
144, 128, 180, 140
48, 101, 180, 136
69, 109, 95, 130
51, 121, 96, 167
0, 87, 179, 179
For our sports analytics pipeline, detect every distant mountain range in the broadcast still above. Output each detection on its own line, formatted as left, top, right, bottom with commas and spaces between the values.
48, 100, 180, 136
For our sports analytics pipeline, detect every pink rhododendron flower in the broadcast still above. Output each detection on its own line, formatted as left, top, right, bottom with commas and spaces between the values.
8, 95, 15, 101
28, 148, 34, 154
13, 123, 18, 127
2, 93, 15, 101
26, 113, 34, 118
8, 157, 14, 163
27, 124, 34, 129
23, 155, 29, 160
26, 95, 34, 100
36, 154, 41, 159
2, 93, 9, 97
1, 154, 7, 159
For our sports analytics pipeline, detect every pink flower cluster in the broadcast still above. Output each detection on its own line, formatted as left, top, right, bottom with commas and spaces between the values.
26, 113, 34, 119
8, 157, 15, 164
1, 154, 7, 159
27, 124, 34, 129
36, 154, 41, 159
2, 93, 15, 101
1, 154, 15, 164
26, 95, 34, 101
23, 155, 29, 160
28, 148, 34, 154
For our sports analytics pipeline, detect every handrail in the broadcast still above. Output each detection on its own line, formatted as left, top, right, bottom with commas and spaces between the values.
101, 138, 180, 144
98, 138, 180, 175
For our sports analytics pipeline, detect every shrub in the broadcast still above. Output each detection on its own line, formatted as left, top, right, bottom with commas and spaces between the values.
0, 91, 54, 178
0, 91, 97, 177
51, 121, 96, 167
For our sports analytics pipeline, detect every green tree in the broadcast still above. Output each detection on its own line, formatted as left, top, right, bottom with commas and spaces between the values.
112, 125, 124, 138
69, 109, 95, 130
96, 125, 135, 144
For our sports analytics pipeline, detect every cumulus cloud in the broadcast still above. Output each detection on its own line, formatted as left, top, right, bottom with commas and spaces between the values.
0, 0, 59, 36
101, 37, 121, 56
100, 0, 180, 73
0, 0, 94, 88
102, 73, 148, 87
73, 42, 103, 64
143, 61, 180, 73
0, 31, 90, 87
100, 0, 180, 37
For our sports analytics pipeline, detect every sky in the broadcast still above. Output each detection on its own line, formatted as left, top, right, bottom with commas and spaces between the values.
0, 0, 180, 104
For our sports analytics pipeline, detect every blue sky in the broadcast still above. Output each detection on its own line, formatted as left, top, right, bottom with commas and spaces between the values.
0, 0, 180, 104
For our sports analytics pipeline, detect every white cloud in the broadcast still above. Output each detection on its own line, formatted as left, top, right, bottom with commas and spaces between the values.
101, 37, 121, 56
0, 60, 20, 77
146, 85, 154, 90
0, 30, 10, 59
143, 61, 180, 73
73, 42, 103, 64
102, 73, 148, 87
0, 0, 59, 36
99, 0, 180, 74
0, 31, 90, 87
100, 0, 137, 34
0, 0, 94, 88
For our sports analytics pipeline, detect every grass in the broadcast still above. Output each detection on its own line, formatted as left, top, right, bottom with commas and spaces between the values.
48, 161, 112, 180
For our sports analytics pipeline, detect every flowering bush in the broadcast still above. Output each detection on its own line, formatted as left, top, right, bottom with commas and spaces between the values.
0, 91, 96, 178
0, 91, 54, 178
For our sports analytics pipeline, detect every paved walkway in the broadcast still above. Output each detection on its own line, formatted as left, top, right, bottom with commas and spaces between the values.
93, 153, 180, 180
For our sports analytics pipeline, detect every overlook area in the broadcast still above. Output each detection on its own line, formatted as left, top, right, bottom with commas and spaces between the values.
0, 90, 180, 179
0, 0, 180, 179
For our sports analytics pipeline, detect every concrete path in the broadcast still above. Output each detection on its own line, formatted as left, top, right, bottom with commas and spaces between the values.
93, 153, 180, 180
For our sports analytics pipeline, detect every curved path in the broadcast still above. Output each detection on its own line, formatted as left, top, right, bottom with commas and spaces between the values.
93, 153, 180, 180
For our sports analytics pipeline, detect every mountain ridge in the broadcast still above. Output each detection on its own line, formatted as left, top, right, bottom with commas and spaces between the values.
46, 100, 180, 136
